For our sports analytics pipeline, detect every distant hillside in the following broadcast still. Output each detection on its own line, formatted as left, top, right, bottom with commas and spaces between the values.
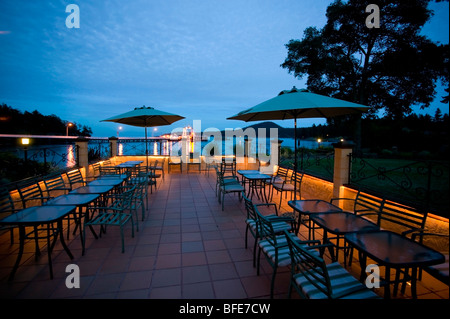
0, 103, 92, 137
242, 121, 284, 130
225, 121, 326, 139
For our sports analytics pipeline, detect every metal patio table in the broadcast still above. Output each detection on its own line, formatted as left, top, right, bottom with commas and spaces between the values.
241, 172, 271, 202
115, 161, 143, 174
87, 177, 125, 187
237, 169, 261, 188
345, 230, 446, 299
69, 185, 114, 195
46, 193, 100, 255
288, 199, 342, 237
0, 205, 76, 280
309, 211, 379, 264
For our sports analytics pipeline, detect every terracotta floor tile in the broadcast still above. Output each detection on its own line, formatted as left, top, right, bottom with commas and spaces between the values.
0, 171, 445, 300
182, 265, 210, 284
155, 253, 182, 269
183, 281, 215, 299
151, 268, 181, 288
213, 279, 247, 299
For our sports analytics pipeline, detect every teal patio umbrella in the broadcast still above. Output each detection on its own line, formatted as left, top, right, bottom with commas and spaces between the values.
227, 87, 370, 197
101, 106, 185, 169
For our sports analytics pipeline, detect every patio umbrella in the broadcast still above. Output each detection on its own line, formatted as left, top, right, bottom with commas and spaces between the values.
227, 87, 370, 198
101, 106, 185, 169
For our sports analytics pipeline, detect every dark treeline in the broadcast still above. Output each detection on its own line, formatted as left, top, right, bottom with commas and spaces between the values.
243, 110, 449, 159
0, 104, 92, 137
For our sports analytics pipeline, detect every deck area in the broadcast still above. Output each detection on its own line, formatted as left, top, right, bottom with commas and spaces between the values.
0, 170, 448, 300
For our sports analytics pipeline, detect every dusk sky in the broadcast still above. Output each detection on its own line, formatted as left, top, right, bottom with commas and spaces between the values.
1, 0, 448, 137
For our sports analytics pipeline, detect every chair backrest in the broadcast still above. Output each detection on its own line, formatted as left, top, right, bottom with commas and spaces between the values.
243, 194, 258, 221
216, 170, 226, 187
221, 158, 236, 176
16, 179, 47, 208
43, 173, 69, 197
134, 174, 148, 195
353, 191, 384, 217
99, 165, 119, 176
292, 171, 304, 187
285, 230, 332, 298
275, 167, 289, 180
66, 169, 86, 190
91, 162, 101, 176
256, 210, 279, 244
379, 200, 428, 240
111, 185, 136, 210
1, 187, 16, 217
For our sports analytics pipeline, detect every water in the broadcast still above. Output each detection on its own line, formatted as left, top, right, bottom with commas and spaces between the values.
1, 144, 77, 169
1, 137, 332, 169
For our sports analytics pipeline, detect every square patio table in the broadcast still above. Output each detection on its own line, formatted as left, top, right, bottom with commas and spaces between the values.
309, 211, 379, 264
115, 161, 143, 174
69, 185, 114, 195
88, 177, 125, 187
288, 199, 342, 237
0, 205, 76, 280
240, 172, 271, 202
345, 230, 446, 299
237, 169, 261, 186
46, 193, 100, 255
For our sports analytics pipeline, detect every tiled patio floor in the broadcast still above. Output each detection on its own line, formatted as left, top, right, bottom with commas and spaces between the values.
0, 170, 448, 300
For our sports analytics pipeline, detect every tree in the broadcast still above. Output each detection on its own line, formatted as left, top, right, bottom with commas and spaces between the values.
281, 0, 449, 120
0, 104, 92, 136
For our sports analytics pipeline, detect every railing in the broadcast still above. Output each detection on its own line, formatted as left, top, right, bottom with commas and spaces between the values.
116, 138, 175, 156
279, 147, 334, 181
88, 139, 111, 162
27, 145, 78, 169
349, 155, 450, 217
0, 143, 78, 183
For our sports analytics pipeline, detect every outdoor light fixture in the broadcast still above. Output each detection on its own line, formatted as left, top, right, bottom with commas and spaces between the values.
66, 122, 73, 136
21, 137, 30, 162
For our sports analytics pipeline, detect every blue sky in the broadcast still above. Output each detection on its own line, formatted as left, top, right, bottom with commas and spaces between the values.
0, 0, 448, 137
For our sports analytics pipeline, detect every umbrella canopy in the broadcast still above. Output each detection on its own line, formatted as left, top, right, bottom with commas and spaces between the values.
227, 87, 370, 200
102, 106, 185, 127
101, 106, 185, 168
227, 87, 369, 122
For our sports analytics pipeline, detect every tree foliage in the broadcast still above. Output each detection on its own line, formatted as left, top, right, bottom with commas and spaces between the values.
0, 104, 92, 136
281, 0, 449, 119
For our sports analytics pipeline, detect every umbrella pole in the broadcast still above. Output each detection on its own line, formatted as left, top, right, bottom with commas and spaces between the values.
294, 116, 298, 201
145, 126, 149, 171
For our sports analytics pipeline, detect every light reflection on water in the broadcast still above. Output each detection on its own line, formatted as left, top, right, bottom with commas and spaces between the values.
5, 137, 329, 169
66, 144, 76, 168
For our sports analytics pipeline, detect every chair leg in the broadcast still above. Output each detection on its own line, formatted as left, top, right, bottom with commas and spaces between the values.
120, 226, 125, 253
253, 238, 258, 268
287, 280, 293, 299
245, 225, 248, 249
257, 247, 262, 275
270, 266, 278, 299
279, 192, 282, 209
